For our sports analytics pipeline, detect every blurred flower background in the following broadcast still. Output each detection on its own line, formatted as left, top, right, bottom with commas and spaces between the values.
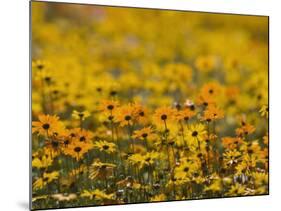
31, 2, 268, 210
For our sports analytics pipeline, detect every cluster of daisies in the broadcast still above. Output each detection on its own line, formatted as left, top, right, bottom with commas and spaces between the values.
32, 94, 268, 208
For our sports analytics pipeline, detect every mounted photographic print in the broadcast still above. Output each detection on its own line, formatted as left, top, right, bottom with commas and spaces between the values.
30, 1, 269, 210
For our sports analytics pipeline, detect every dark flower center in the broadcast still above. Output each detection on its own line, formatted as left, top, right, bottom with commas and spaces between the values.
189, 105, 195, 111
42, 123, 50, 130
96, 87, 102, 92
175, 103, 181, 110
74, 147, 82, 153
247, 149, 254, 154
125, 115, 131, 121
101, 165, 107, 169
229, 100, 236, 105
161, 114, 167, 120
139, 111, 144, 116
192, 131, 198, 137
142, 133, 148, 138
184, 167, 189, 172
43, 176, 49, 182
76, 94, 82, 99
44, 77, 51, 82
78, 113, 84, 118
145, 157, 151, 162
107, 105, 114, 110
64, 140, 70, 145
53, 90, 59, 95
194, 172, 199, 177
103, 145, 109, 150
169, 140, 175, 145
110, 91, 117, 96
80, 136, 86, 142
209, 89, 214, 94
108, 115, 114, 121
51, 140, 59, 148
70, 133, 76, 138
37, 64, 44, 70
184, 117, 189, 121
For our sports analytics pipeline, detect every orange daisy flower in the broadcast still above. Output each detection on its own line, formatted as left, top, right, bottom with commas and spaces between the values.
63, 141, 93, 161
153, 107, 176, 124
32, 114, 64, 137
201, 105, 224, 122
115, 104, 137, 127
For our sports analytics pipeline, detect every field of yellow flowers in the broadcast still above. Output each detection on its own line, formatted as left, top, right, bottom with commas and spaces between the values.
31, 2, 269, 210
